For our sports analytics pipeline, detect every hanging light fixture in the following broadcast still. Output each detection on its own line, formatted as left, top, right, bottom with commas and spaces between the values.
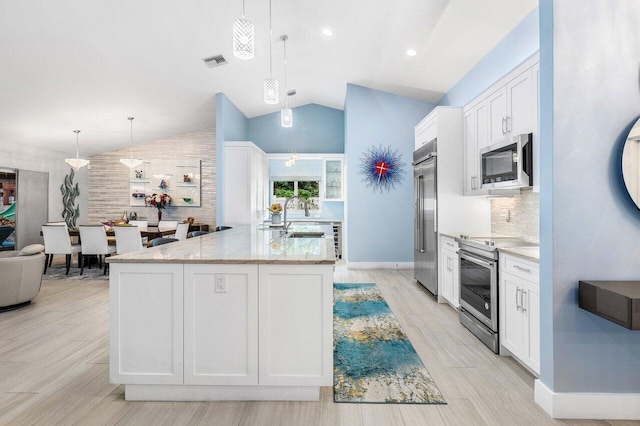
263, 0, 279, 104
280, 35, 293, 128
65, 130, 90, 171
232, 0, 254, 60
120, 117, 143, 168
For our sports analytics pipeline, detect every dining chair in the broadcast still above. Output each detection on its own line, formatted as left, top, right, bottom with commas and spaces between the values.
129, 220, 148, 232
151, 237, 179, 247
114, 226, 144, 254
174, 223, 189, 241
78, 225, 116, 275
158, 220, 178, 232
189, 231, 209, 238
41, 225, 82, 274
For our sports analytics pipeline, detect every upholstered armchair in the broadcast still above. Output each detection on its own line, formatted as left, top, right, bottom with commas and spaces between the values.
0, 244, 45, 312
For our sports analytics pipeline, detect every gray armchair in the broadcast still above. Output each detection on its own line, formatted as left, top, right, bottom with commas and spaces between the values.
0, 244, 45, 312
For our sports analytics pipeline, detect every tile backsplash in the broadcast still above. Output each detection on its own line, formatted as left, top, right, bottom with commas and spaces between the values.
491, 189, 539, 240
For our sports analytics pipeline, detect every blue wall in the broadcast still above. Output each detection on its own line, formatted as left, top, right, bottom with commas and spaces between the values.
248, 104, 344, 153
438, 7, 539, 107
540, 0, 640, 393
345, 84, 434, 263
215, 93, 249, 225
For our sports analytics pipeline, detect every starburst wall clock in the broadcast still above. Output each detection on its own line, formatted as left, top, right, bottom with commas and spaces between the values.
357, 145, 406, 192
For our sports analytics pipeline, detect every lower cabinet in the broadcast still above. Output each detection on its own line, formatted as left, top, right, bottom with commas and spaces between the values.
499, 254, 540, 375
183, 264, 259, 385
439, 236, 459, 308
110, 263, 333, 388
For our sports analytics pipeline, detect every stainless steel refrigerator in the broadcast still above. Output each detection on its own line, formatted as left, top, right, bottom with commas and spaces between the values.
414, 139, 437, 296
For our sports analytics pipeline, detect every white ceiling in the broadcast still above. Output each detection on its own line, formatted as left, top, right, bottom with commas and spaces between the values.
0, 0, 537, 156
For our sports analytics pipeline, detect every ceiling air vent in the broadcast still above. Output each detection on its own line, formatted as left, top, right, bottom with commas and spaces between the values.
203, 55, 227, 68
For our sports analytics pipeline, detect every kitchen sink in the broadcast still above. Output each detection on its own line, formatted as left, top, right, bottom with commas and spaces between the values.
287, 232, 325, 238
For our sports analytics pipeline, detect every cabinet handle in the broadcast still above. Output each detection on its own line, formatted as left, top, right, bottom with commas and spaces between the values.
521, 290, 527, 313
506, 116, 511, 134
516, 287, 521, 311
471, 176, 476, 190
502, 117, 507, 135
514, 265, 532, 273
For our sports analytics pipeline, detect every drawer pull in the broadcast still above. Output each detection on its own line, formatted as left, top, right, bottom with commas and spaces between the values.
513, 265, 531, 273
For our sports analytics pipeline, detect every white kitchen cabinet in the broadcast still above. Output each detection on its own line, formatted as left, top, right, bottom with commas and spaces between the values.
415, 116, 437, 150
499, 253, 540, 375
439, 236, 459, 308
109, 263, 184, 385
462, 54, 539, 196
532, 62, 540, 192
323, 158, 344, 201
224, 142, 268, 225
487, 86, 508, 145
463, 101, 489, 196
258, 264, 334, 386
183, 264, 259, 386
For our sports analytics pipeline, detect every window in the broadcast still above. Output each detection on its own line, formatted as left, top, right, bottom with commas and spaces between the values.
272, 180, 321, 212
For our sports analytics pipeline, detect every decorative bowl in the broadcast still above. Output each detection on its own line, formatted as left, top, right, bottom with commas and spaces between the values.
183, 197, 192, 202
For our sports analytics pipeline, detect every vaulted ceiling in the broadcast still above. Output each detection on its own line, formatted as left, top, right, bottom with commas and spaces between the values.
0, 0, 537, 156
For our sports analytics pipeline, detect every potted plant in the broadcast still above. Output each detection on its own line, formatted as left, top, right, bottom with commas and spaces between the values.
146, 193, 172, 222
267, 203, 283, 225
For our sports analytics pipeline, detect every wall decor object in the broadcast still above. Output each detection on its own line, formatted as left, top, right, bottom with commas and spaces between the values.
129, 159, 201, 207
622, 117, 640, 209
357, 145, 406, 192
60, 168, 80, 229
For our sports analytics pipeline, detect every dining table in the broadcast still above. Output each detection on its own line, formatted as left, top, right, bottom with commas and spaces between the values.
66, 226, 177, 242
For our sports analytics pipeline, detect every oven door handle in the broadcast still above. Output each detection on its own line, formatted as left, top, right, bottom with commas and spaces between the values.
457, 251, 496, 269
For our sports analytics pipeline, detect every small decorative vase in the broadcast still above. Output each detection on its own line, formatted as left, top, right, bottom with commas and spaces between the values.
271, 212, 281, 225
157, 210, 163, 222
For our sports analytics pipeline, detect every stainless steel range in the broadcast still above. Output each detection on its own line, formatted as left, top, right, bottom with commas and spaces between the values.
456, 235, 538, 353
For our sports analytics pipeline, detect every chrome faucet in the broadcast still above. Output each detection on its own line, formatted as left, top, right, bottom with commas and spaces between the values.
281, 195, 310, 235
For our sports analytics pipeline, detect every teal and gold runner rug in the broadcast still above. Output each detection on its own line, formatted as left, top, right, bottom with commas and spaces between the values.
333, 283, 446, 404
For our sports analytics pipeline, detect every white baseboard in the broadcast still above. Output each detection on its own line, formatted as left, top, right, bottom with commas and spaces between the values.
125, 384, 320, 401
346, 262, 414, 270
535, 379, 640, 420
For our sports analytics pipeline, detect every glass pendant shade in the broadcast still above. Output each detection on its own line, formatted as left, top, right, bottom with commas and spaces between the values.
120, 157, 143, 168
120, 117, 143, 169
65, 130, 90, 171
264, 78, 279, 104
281, 108, 293, 127
233, 18, 254, 60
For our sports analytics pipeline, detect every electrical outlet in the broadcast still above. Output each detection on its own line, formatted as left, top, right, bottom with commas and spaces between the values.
215, 274, 227, 293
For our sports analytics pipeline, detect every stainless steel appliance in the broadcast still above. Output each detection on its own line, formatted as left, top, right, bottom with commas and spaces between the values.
413, 140, 437, 296
457, 235, 538, 353
480, 133, 533, 189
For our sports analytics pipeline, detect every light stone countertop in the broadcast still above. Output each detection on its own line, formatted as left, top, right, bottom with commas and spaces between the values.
498, 246, 540, 262
107, 224, 336, 264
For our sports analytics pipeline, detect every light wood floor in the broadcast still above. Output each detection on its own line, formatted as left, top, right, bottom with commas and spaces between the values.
0, 264, 636, 425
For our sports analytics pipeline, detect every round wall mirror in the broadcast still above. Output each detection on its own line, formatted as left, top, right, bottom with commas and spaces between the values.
622, 117, 640, 208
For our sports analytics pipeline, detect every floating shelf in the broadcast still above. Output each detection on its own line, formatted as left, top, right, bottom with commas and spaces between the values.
579, 280, 640, 330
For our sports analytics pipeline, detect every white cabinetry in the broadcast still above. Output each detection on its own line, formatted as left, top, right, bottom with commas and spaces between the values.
258, 265, 333, 386
323, 158, 344, 201
224, 142, 268, 225
184, 264, 259, 385
499, 253, 540, 375
415, 116, 437, 150
439, 236, 459, 308
110, 262, 334, 400
463, 54, 539, 196
110, 264, 184, 385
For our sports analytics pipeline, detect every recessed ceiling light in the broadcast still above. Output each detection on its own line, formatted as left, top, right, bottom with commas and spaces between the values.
322, 28, 333, 37
406, 49, 417, 57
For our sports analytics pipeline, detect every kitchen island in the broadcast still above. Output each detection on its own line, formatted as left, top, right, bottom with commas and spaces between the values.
108, 224, 335, 401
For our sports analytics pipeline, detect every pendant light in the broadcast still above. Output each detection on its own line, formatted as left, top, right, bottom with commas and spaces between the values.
232, 0, 254, 60
263, 0, 279, 104
280, 35, 292, 128
65, 130, 90, 171
120, 117, 143, 168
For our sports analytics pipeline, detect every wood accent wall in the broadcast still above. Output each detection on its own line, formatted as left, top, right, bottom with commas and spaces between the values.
88, 128, 216, 227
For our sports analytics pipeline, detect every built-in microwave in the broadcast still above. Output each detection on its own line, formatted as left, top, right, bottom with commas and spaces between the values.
480, 133, 533, 189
